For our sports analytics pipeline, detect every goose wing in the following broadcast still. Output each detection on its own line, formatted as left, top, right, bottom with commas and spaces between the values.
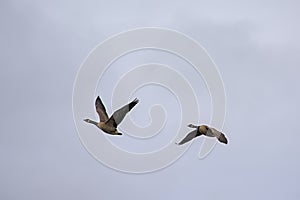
106, 98, 139, 128
210, 128, 228, 144
176, 130, 198, 145
95, 96, 109, 122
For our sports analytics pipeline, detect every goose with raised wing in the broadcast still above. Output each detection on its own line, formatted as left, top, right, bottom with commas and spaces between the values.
84, 96, 139, 135
176, 124, 228, 145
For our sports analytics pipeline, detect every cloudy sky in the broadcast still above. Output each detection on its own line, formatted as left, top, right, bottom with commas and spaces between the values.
1, 0, 300, 199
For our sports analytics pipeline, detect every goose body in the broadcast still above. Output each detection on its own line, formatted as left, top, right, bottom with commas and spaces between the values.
176, 124, 228, 145
84, 96, 139, 135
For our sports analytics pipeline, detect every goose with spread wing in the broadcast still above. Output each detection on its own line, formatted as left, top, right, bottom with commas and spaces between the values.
84, 96, 139, 135
176, 124, 228, 145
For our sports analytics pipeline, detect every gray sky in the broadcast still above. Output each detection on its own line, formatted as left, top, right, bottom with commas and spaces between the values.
1, 0, 300, 199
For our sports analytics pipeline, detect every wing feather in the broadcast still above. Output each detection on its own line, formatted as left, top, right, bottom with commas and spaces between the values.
95, 96, 109, 122
106, 98, 139, 128
210, 128, 228, 144
176, 130, 198, 145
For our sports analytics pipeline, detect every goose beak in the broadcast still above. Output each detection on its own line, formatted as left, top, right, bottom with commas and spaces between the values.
187, 124, 194, 128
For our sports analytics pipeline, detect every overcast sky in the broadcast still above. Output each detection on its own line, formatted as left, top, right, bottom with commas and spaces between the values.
1, 0, 300, 199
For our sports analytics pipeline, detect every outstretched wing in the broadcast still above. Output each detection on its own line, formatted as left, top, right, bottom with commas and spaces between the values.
210, 128, 228, 144
106, 98, 139, 128
95, 96, 109, 122
176, 130, 198, 145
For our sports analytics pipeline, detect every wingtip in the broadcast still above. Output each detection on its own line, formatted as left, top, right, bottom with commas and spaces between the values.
133, 98, 139, 104
218, 135, 228, 144
126, 98, 139, 111
96, 96, 100, 101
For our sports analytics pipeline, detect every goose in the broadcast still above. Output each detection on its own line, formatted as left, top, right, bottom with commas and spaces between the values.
176, 124, 228, 145
84, 96, 139, 135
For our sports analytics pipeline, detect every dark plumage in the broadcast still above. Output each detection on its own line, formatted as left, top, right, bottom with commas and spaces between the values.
176, 124, 228, 145
84, 96, 139, 135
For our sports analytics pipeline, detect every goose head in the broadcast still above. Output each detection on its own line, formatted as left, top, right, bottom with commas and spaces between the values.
187, 124, 198, 128
83, 119, 90, 123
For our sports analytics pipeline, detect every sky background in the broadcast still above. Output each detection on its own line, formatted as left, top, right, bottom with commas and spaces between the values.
1, 0, 300, 199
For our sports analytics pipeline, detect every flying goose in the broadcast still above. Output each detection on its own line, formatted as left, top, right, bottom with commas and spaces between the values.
176, 124, 228, 145
84, 96, 139, 135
